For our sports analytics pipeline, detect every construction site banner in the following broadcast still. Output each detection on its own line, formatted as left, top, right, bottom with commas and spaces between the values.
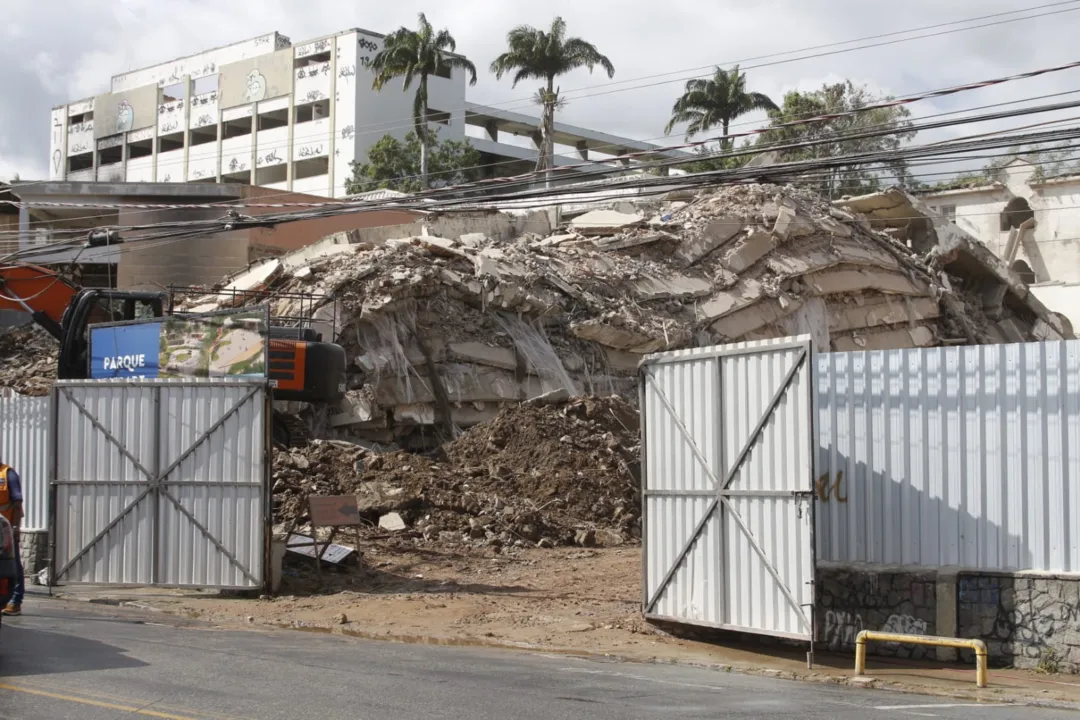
89, 306, 270, 381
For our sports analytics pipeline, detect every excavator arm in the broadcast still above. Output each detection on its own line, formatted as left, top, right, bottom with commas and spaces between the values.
0, 263, 81, 340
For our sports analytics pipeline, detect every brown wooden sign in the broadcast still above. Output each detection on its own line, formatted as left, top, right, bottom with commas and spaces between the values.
308, 495, 362, 527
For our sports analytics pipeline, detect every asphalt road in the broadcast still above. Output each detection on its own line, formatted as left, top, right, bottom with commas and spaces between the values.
0, 599, 1075, 720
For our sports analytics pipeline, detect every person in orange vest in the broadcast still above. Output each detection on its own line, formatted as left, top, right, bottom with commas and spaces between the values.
0, 461, 23, 616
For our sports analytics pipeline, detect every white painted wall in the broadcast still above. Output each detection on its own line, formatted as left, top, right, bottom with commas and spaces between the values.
351, 29, 469, 180
49, 108, 66, 180
333, 33, 360, 197
924, 160, 1080, 284
111, 33, 282, 91
293, 117, 330, 162
67, 120, 93, 157
1031, 283, 1080, 333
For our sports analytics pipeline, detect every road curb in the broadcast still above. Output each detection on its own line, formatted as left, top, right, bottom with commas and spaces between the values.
40, 592, 1080, 711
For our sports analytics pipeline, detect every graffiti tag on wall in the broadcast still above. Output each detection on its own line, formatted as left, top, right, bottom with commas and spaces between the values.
815, 471, 848, 503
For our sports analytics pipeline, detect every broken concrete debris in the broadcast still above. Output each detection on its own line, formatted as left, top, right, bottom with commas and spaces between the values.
272, 396, 641, 550
0, 182, 1068, 451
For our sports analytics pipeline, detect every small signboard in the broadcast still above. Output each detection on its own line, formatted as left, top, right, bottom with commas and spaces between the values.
89, 305, 270, 381
308, 495, 362, 527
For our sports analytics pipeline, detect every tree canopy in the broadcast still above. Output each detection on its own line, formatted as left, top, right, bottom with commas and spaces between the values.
756, 81, 916, 198
369, 13, 477, 188
490, 17, 614, 174
665, 65, 777, 148
346, 131, 481, 194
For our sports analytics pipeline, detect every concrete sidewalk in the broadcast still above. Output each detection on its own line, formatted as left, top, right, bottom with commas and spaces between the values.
28, 585, 1080, 710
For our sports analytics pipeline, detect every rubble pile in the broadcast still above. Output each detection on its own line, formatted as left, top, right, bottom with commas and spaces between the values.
0, 324, 58, 396
272, 395, 641, 548
184, 182, 1068, 448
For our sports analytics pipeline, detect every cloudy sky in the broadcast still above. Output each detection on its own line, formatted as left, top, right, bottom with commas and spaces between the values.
2, 0, 1078, 181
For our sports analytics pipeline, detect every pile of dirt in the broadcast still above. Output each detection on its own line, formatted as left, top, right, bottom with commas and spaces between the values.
0, 324, 58, 396
272, 395, 641, 549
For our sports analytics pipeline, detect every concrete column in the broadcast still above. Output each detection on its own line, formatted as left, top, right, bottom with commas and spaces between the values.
121, 133, 129, 182
18, 206, 29, 252
152, 93, 160, 182
215, 106, 223, 183
485, 120, 499, 143
250, 102, 258, 186
577, 140, 589, 161
530, 131, 542, 151
326, 40, 338, 197
181, 77, 193, 181
936, 569, 960, 662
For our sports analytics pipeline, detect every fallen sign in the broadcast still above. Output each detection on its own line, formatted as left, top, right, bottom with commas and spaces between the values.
290, 495, 366, 582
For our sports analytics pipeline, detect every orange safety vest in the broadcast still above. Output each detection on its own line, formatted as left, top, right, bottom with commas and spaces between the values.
0, 465, 15, 524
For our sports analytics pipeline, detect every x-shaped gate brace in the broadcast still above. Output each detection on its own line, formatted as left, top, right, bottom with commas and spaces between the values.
54, 385, 263, 586
642, 345, 812, 634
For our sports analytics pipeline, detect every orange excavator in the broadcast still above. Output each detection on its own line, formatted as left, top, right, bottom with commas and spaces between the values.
0, 262, 347, 446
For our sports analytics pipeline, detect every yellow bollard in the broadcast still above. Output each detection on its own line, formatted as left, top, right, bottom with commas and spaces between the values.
853, 630, 988, 689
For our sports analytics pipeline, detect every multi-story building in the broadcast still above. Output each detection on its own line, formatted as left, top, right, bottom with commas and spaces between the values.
921, 157, 1080, 331
48, 29, 686, 198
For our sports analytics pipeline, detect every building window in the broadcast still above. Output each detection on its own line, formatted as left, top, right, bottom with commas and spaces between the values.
939, 204, 956, 223
1000, 197, 1035, 231
98, 144, 122, 166
70, 111, 93, 124
1011, 259, 1037, 285
162, 82, 186, 103
258, 108, 289, 131
294, 99, 330, 124
128, 137, 153, 159
223, 115, 253, 139
158, 131, 184, 153
424, 109, 451, 126
67, 153, 93, 173
189, 125, 218, 147
192, 74, 219, 96
293, 156, 329, 180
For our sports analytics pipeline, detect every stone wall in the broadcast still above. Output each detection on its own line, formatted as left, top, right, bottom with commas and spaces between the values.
17, 530, 47, 577
957, 574, 1080, 673
816, 565, 938, 659
817, 563, 1080, 673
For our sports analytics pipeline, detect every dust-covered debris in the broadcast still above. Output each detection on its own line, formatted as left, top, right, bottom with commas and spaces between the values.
272, 395, 640, 550
0, 324, 58, 396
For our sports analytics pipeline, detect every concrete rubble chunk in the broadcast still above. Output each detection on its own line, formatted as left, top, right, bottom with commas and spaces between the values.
802, 268, 926, 297
719, 228, 776, 273
378, 512, 407, 532
448, 341, 518, 371
695, 280, 763, 322
832, 325, 936, 352
773, 206, 816, 240
4, 180, 1059, 449
569, 209, 644, 236
677, 217, 744, 266
631, 274, 713, 301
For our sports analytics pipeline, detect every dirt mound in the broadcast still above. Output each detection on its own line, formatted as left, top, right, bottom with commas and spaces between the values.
0, 324, 58, 396
272, 396, 641, 549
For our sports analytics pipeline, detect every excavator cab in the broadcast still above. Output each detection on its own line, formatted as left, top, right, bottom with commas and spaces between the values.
56, 289, 166, 380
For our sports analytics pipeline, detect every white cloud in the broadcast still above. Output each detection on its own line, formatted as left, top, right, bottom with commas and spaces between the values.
3, 0, 1079, 180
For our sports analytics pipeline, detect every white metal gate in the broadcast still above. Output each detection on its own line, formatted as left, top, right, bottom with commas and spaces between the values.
51, 379, 269, 589
641, 337, 816, 640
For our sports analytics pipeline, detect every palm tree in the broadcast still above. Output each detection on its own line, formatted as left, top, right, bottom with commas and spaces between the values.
490, 17, 614, 178
664, 65, 777, 150
370, 13, 477, 189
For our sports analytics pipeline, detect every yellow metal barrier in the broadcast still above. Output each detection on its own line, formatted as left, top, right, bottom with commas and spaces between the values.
854, 630, 989, 689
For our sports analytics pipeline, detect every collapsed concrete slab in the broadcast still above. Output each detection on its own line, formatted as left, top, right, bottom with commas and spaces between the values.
143, 182, 1069, 449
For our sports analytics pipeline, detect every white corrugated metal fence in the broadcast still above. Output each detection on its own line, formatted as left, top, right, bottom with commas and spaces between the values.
0, 391, 50, 531
641, 337, 815, 640
816, 340, 1080, 572
51, 379, 268, 588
